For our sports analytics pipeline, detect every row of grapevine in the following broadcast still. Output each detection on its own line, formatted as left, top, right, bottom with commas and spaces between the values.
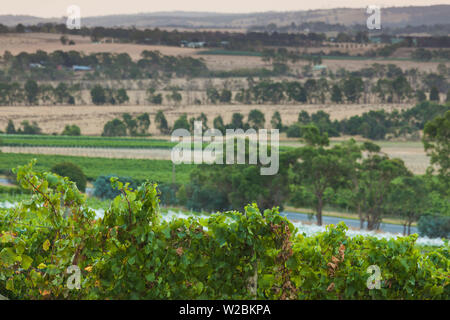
0, 161, 448, 300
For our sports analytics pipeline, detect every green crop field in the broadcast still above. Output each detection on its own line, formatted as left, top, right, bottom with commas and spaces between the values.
0, 153, 194, 184
0, 134, 177, 149
0, 134, 293, 152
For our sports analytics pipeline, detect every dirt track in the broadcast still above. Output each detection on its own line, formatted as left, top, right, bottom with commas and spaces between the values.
0, 146, 172, 160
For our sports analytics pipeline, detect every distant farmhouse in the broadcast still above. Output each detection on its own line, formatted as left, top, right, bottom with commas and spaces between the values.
313, 65, 327, 72
72, 65, 92, 71
98, 37, 116, 44
180, 40, 206, 48
29, 63, 44, 69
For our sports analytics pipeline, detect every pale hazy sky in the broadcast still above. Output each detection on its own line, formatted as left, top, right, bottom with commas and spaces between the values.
1, 0, 449, 17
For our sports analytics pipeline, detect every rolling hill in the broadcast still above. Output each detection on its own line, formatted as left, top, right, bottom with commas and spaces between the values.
0, 5, 449, 29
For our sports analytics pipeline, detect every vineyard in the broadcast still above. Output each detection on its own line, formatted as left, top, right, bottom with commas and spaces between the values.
0, 134, 176, 149
0, 134, 293, 151
0, 162, 448, 300
0, 153, 194, 184
0, 2, 449, 305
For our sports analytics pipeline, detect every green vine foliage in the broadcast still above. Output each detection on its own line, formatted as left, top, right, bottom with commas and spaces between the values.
0, 161, 448, 300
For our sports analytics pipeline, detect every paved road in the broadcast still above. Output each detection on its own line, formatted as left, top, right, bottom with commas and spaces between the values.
1, 175, 417, 235
0, 178, 12, 185
281, 211, 418, 235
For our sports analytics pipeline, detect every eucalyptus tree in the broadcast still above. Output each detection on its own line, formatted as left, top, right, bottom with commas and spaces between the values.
24, 79, 39, 105
359, 155, 410, 230
270, 111, 283, 131
155, 110, 170, 134
423, 110, 450, 188
136, 113, 150, 135
291, 126, 347, 226
387, 175, 427, 235
247, 109, 265, 130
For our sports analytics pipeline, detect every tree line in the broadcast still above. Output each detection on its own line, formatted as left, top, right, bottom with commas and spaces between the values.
1, 23, 326, 49
102, 113, 151, 137
286, 101, 450, 140
2, 120, 81, 136
0, 50, 209, 81
0, 80, 78, 106
3, 99, 448, 143
2, 22, 449, 49
168, 114, 449, 237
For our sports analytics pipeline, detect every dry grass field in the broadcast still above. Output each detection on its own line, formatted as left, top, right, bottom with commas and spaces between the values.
0, 103, 415, 136
201, 54, 447, 73
0, 33, 199, 59
0, 33, 447, 74
279, 139, 430, 175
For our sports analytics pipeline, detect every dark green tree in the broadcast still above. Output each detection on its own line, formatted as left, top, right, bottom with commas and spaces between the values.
61, 124, 81, 136
423, 110, 450, 185
229, 113, 245, 129
54, 83, 69, 104
342, 76, 364, 103
147, 87, 162, 104
122, 113, 137, 136
298, 111, 310, 125
387, 176, 428, 235
416, 90, 427, 102
20, 121, 41, 135
189, 146, 299, 211
167, 88, 182, 105
286, 82, 307, 103
91, 85, 106, 105
115, 88, 129, 105
173, 114, 190, 131
6, 120, 15, 134
292, 141, 347, 225
136, 113, 150, 135
331, 84, 342, 103
102, 118, 127, 137
247, 109, 265, 130
51, 162, 87, 192
206, 87, 220, 104
286, 123, 303, 138
155, 110, 170, 134
430, 86, 440, 102
24, 80, 39, 105
301, 124, 329, 147
219, 89, 232, 103
360, 156, 411, 230
189, 113, 208, 131
212, 116, 225, 134
270, 111, 283, 130
93, 175, 136, 199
